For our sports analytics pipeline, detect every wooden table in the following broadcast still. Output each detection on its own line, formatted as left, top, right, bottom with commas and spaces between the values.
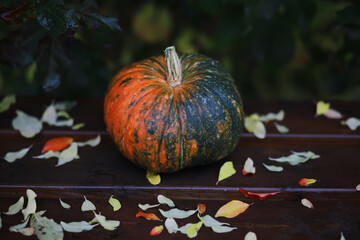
0, 97, 359, 239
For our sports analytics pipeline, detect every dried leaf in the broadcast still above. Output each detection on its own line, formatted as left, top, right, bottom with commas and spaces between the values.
54, 101, 77, 111
42, 137, 74, 153
41, 104, 57, 125
146, 170, 161, 185
81, 196, 96, 211
245, 115, 266, 139
12, 110, 42, 138
316, 101, 330, 116
262, 163, 283, 172
0, 94, 16, 113
138, 203, 160, 211
274, 122, 289, 133
211, 225, 237, 233
258, 110, 285, 122
3, 196, 24, 215
136, 211, 161, 221
30, 212, 64, 240
340, 232, 345, 240
108, 195, 121, 211
301, 198, 314, 209
269, 151, 319, 166
157, 194, 175, 207
244, 231, 257, 240
198, 214, 229, 227
298, 178, 317, 187
33, 151, 61, 159
56, 143, 78, 167
243, 157, 256, 175
186, 221, 203, 238
239, 188, 281, 200
53, 119, 74, 127
76, 135, 101, 147
92, 212, 120, 231
3, 145, 32, 163
215, 200, 250, 218
10, 227, 35, 236
60, 221, 98, 233
9, 218, 29, 231
342, 117, 360, 131
72, 123, 85, 130
356, 184, 360, 191
22, 189, 37, 220
159, 208, 197, 219
197, 204, 206, 215
150, 225, 164, 236
324, 108, 343, 119
165, 218, 178, 234
59, 199, 71, 209
178, 223, 193, 234
291, 151, 320, 159
217, 161, 236, 185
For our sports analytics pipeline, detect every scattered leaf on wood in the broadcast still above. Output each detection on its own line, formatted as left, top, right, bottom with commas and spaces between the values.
239, 188, 281, 200
165, 218, 178, 234
197, 204, 206, 215
301, 198, 314, 209
274, 122, 289, 133
157, 194, 175, 207
356, 184, 360, 191
30, 212, 64, 240
258, 110, 285, 122
41, 103, 57, 125
146, 170, 161, 185
60, 221, 98, 233
198, 214, 229, 228
217, 161, 236, 185
0, 213, 2, 230
136, 211, 161, 221
211, 225, 237, 233
81, 196, 96, 211
56, 143, 79, 167
186, 221, 203, 238
4, 196, 24, 215
138, 203, 160, 211
159, 208, 197, 219
54, 101, 77, 111
340, 232, 345, 240
9, 218, 29, 232
0, 94, 16, 113
53, 118, 74, 127
3, 145, 32, 163
316, 101, 330, 116
57, 111, 71, 119
92, 212, 120, 231
342, 117, 360, 131
178, 223, 193, 234
244, 114, 266, 139
42, 137, 73, 153
269, 151, 319, 166
12, 110, 43, 138
324, 108, 343, 119
109, 195, 121, 211
59, 199, 71, 209
72, 123, 85, 130
243, 158, 256, 175
244, 231, 257, 240
10, 227, 35, 236
262, 163, 283, 172
150, 225, 164, 236
215, 200, 250, 218
76, 135, 101, 147
22, 189, 37, 220
298, 178, 317, 187
33, 151, 61, 159
291, 151, 320, 159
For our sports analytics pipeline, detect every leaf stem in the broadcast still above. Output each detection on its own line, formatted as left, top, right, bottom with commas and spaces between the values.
164, 46, 182, 87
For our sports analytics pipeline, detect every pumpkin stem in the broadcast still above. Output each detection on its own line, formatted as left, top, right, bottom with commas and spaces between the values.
164, 46, 182, 87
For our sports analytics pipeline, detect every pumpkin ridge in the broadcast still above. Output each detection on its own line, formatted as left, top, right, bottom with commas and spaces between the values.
173, 90, 186, 170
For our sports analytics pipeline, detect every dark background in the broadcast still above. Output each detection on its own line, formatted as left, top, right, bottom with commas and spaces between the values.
0, 0, 359, 100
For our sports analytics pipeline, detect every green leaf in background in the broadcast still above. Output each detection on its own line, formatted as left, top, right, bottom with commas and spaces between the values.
337, 5, 360, 26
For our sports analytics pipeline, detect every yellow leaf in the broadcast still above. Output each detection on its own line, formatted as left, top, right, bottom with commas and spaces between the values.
108, 195, 121, 211
216, 161, 236, 185
146, 170, 161, 185
186, 221, 203, 238
215, 200, 250, 218
316, 101, 330, 116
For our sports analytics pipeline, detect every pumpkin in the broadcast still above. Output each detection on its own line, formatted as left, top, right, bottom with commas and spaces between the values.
104, 46, 244, 173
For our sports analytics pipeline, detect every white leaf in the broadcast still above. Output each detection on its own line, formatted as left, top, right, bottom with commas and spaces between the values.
274, 122, 289, 133
211, 225, 237, 233
30, 212, 63, 240
81, 196, 96, 211
178, 223, 192, 234
12, 110, 42, 138
54, 101, 77, 111
56, 143, 78, 167
41, 104, 57, 125
244, 231, 257, 240
199, 215, 230, 227
269, 154, 310, 166
342, 117, 360, 131
243, 158, 256, 175
340, 232, 345, 240
59, 199, 71, 209
165, 218, 178, 234
3, 145, 32, 163
159, 208, 197, 219
157, 195, 175, 207
10, 227, 35, 236
33, 151, 61, 159
0, 94, 16, 113
324, 108, 343, 119
258, 110, 285, 122
138, 203, 160, 211
9, 218, 29, 231
301, 198, 314, 209
3, 196, 24, 215
76, 135, 101, 147
290, 151, 320, 159
61, 221, 98, 233
0, 213, 2, 230
22, 189, 37, 220
92, 212, 120, 231
356, 184, 360, 192
263, 163, 283, 172
53, 119, 74, 127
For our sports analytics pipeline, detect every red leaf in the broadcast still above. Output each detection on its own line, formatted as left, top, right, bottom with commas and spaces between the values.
298, 178, 317, 186
41, 137, 73, 153
239, 188, 280, 200
136, 211, 161, 221
150, 225, 163, 236
197, 203, 206, 215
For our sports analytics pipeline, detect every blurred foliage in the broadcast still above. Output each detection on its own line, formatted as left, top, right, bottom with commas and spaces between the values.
0, 0, 359, 100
